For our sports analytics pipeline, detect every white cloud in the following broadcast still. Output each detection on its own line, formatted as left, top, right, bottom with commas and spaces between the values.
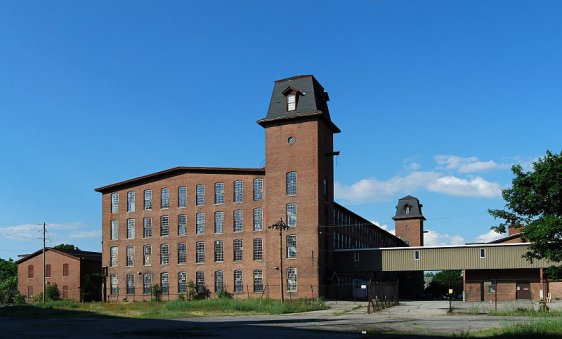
434, 155, 509, 173
427, 176, 502, 198
0, 222, 82, 242
423, 230, 465, 246
475, 229, 506, 243
372, 221, 394, 235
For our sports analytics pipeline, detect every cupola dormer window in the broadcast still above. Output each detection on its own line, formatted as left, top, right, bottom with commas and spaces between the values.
404, 205, 411, 214
287, 94, 296, 111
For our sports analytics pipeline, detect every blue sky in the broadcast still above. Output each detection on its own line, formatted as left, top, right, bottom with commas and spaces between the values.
1, 1, 561, 259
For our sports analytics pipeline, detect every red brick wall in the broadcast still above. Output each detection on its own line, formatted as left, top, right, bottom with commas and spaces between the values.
394, 219, 423, 247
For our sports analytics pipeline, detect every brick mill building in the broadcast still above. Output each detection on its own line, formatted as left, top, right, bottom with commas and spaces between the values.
16, 248, 102, 302
95, 75, 406, 301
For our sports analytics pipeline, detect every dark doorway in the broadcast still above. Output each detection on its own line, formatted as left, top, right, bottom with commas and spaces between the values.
516, 281, 531, 299
480, 282, 484, 301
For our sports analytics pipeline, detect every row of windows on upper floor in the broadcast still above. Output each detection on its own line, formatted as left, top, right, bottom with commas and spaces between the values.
109, 204, 297, 240
109, 267, 299, 296
27, 264, 69, 278
109, 235, 297, 268
334, 208, 400, 245
110, 172, 298, 213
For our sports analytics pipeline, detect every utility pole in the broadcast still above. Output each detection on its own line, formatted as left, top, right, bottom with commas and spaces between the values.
269, 218, 289, 303
42, 222, 46, 303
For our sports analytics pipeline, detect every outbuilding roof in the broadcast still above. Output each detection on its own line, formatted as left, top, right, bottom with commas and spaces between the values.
16, 248, 101, 264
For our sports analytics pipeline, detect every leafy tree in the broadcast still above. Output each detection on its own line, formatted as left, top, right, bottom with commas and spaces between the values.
424, 271, 463, 299
54, 244, 80, 251
0, 258, 18, 304
489, 150, 562, 262
81, 273, 103, 302
0, 258, 17, 282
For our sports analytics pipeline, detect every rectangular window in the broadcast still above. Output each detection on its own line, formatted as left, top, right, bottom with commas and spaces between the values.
233, 239, 243, 262
110, 274, 118, 295
161, 188, 170, 209
214, 211, 224, 234
127, 219, 135, 239
28, 265, 33, 278
287, 235, 297, 258
354, 252, 360, 262
127, 192, 135, 212
178, 242, 187, 264
234, 270, 243, 293
287, 268, 297, 292
62, 285, 69, 299
234, 209, 243, 232
126, 274, 135, 294
214, 182, 224, 204
196, 242, 205, 263
414, 250, 420, 260
480, 248, 486, 259
178, 272, 187, 293
253, 178, 263, 201
253, 238, 263, 261
160, 244, 169, 265
253, 208, 263, 231
63, 263, 69, 277
178, 214, 187, 236
144, 190, 152, 210
126, 246, 134, 266
143, 245, 151, 266
214, 271, 223, 292
143, 274, 152, 294
110, 220, 118, 240
111, 193, 119, 213
178, 186, 187, 208
234, 180, 243, 203
161, 273, 169, 295
196, 271, 205, 293
110, 247, 118, 266
488, 280, 497, 293
253, 269, 263, 293
45, 264, 51, 278
286, 172, 297, 196
286, 203, 297, 227
160, 215, 169, 236
143, 217, 152, 238
287, 94, 296, 111
196, 212, 205, 235
27, 286, 33, 299
196, 184, 205, 206
214, 240, 224, 262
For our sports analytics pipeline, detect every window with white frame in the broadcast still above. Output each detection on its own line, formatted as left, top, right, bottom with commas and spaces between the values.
178, 272, 187, 293
234, 180, 243, 203
196, 212, 205, 235
110, 274, 118, 295
234, 270, 243, 293
286, 172, 297, 196
287, 235, 297, 258
161, 188, 169, 209
160, 244, 169, 265
178, 242, 187, 264
127, 192, 135, 212
110, 220, 119, 240
143, 245, 151, 266
214, 271, 223, 292
480, 248, 486, 259
143, 217, 152, 238
111, 193, 119, 213
126, 246, 134, 266
214, 240, 224, 262
126, 274, 135, 294
287, 268, 297, 292
196, 184, 205, 206
253, 269, 263, 292
196, 242, 205, 263
233, 239, 243, 262
178, 214, 187, 236
143, 274, 152, 294
234, 209, 243, 232
110, 246, 118, 266
144, 190, 152, 210
214, 182, 224, 204
253, 208, 263, 231
214, 211, 224, 234
287, 93, 296, 111
178, 186, 187, 208
160, 215, 169, 236
253, 178, 263, 201
127, 219, 135, 239
286, 203, 297, 227
160, 272, 169, 294
196, 271, 205, 293
253, 238, 263, 261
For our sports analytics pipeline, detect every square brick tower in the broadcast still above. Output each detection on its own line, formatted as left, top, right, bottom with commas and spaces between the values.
393, 195, 425, 247
258, 75, 340, 298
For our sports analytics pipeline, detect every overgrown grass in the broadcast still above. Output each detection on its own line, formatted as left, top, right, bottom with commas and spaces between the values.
489, 307, 562, 317
0, 298, 328, 319
488, 318, 562, 338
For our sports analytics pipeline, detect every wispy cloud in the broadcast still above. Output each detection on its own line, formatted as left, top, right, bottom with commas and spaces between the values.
424, 230, 465, 246
69, 230, 101, 239
427, 176, 502, 198
434, 155, 510, 173
0, 222, 82, 241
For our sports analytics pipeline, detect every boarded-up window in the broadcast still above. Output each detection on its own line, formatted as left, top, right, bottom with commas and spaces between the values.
45, 264, 51, 278
28, 265, 33, 278
62, 285, 69, 298
63, 263, 69, 276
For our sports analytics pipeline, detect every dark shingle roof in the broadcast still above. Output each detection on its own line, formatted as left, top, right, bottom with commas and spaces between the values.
16, 248, 101, 264
257, 75, 340, 133
392, 195, 426, 220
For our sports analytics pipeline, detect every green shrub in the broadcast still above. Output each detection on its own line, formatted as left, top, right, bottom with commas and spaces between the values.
151, 283, 162, 302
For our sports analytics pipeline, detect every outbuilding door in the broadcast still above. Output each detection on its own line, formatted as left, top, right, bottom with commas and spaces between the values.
516, 281, 531, 299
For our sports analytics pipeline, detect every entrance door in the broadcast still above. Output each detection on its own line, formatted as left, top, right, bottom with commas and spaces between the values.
516, 281, 531, 299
